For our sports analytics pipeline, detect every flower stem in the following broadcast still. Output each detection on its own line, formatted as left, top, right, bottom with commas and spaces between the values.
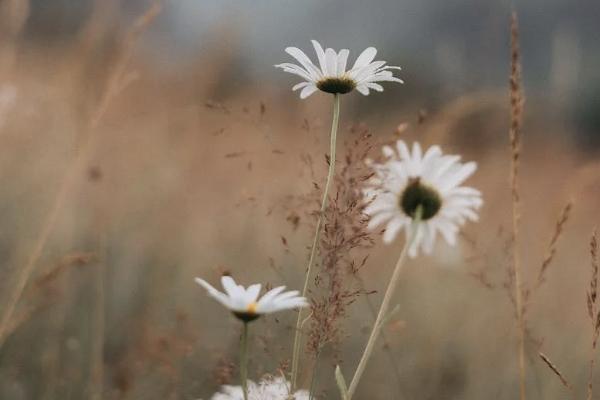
240, 322, 249, 400
355, 274, 404, 394
290, 94, 341, 390
347, 208, 422, 399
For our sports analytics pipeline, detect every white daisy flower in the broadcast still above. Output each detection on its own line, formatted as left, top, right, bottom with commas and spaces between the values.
275, 40, 403, 98
195, 276, 308, 322
364, 140, 483, 257
211, 377, 308, 400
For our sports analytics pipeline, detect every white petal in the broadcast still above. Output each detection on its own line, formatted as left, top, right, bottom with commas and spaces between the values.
437, 220, 458, 245
325, 48, 337, 76
382, 145, 395, 158
361, 70, 404, 84
448, 186, 482, 197
421, 223, 436, 254
268, 297, 308, 313
352, 47, 377, 70
412, 142, 422, 165
261, 292, 307, 313
367, 75, 404, 84
195, 278, 232, 309
311, 40, 327, 74
355, 84, 370, 95
337, 49, 350, 74
408, 224, 424, 258
221, 276, 241, 298
351, 61, 386, 82
256, 286, 286, 308
365, 82, 384, 92
439, 162, 477, 193
365, 205, 397, 223
292, 82, 311, 91
299, 85, 318, 99
271, 290, 301, 303
244, 284, 261, 303
427, 155, 460, 185
285, 47, 321, 79
383, 216, 405, 243
422, 145, 442, 167
275, 63, 315, 83
395, 140, 411, 162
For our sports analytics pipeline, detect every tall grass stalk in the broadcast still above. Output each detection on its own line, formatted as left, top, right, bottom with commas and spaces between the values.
508, 11, 526, 400
587, 230, 599, 400
347, 207, 422, 398
291, 93, 341, 389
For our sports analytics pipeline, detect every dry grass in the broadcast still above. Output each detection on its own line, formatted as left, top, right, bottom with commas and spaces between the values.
538, 352, 572, 391
587, 230, 600, 400
507, 11, 527, 400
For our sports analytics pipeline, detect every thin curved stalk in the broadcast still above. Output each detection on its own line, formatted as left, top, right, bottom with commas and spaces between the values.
240, 322, 249, 400
347, 208, 422, 398
355, 274, 405, 396
290, 94, 341, 390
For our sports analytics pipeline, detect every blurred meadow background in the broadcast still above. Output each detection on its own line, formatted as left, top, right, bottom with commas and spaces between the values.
0, 0, 600, 399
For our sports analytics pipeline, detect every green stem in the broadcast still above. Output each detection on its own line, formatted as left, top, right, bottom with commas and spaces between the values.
290, 94, 341, 390
356, 274, 405, 395
347, 208, 422, 399
240, 322, 249, 400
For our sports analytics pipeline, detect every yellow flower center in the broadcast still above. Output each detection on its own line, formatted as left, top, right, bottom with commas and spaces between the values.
247, 302, 258, 314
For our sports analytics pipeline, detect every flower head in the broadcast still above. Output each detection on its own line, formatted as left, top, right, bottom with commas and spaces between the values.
364, 141, 483, 257
275, 40, 403, 98
211, 377, 308, 400
195, 276, 308, 322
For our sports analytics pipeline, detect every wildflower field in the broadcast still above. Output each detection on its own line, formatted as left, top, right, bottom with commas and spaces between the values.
0, 1, 599, 399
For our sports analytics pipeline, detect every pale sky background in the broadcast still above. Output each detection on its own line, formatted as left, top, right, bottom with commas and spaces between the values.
22, 0, 600, 140
25, 0, 600, 89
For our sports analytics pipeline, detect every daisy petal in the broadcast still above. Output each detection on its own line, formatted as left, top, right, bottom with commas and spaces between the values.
352, 47, 377, 70
300, 85, 318, 99
285, 47, 321, 79
311, 40, 327, 74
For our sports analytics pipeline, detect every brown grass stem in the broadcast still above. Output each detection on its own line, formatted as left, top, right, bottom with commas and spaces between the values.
538, 352, 572, 391
508, 10, 526, 400
587, 229, 599, 400
535, 202, 572, 289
